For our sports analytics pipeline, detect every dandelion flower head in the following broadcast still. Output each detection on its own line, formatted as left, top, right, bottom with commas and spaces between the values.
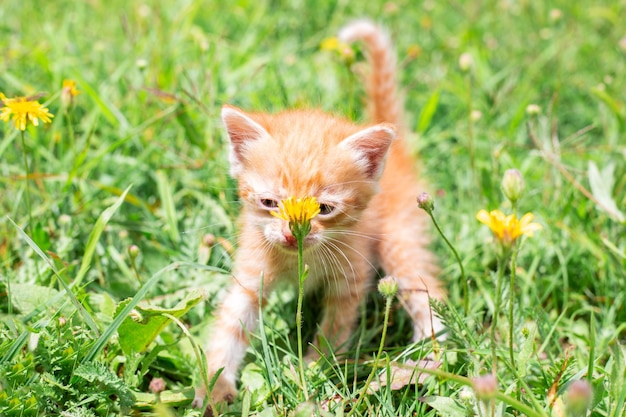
476, 209, 542, 246
271, 196, 321, 225
0, 93, 54, 131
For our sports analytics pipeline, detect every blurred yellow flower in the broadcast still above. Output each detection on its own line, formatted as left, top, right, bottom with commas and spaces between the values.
320, 37, 354, 62
320, 37, 342, 51
476, 209, 542, 246
61, 80, 80, 108
406, 44, 422, 59
271, 196, 320, 225
62, 80, 80, 98
0, 93, 54, 131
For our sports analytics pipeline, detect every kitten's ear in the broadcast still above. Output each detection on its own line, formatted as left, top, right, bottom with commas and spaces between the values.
339, 124, 396, 180
221, 105, 270, 177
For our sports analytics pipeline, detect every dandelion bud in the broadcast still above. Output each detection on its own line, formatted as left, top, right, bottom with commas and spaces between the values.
526, 103, 541, 115
470, 110, 483, 122
149, 377, 166, 394
136, 58, 148, 70
58, 214, 72, 226
501, 169, 525, 203
459, 386, 475, 407
378, 276, 398, 298
416, 192, 435, 214
128, 245, 140, 261
198, 234, 215, 265
565, 380, 592, 417
459, 52, 473, 72
202, 233, 216, 247
472, 374, 498, 400
549, 8, 563, 22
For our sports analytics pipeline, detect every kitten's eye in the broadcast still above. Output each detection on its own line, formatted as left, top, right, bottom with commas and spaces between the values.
259, 198, 279, 210
319, 203, 336, 216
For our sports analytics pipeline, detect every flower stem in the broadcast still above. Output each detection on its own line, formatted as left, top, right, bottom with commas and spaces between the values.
296, 234, 309, 400
351, 294, 393, 415
491, 256, 506, 379
63, 108, 77, 189
427, 211, 469, 315
509, 200, 519, 398
508, 249, 518, 377
20, 130, 33, 233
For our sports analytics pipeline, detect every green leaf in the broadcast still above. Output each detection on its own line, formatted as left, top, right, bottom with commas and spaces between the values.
420, 396, 466, 417
518, 322, 537, 379
240, 362, 271, 405
609, 343, 626, 416
416, 89, 440, 134
73, 362, 135, 408
32, 222, 51, 252
9, 283, 60, 315
116, 289, 206, 355
83, 262, 226, 364
133, 389, 196, 409
588, 161, 625, 223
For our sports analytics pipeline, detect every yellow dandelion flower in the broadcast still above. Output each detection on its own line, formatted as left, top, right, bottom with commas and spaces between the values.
62, 80, 80, 97
271, 196, 321, 225
0, 93, 54, 131
407, 44, 422, 59
476, 209, 542, 246
320, 37, 341, 52
320, 37, 354, 62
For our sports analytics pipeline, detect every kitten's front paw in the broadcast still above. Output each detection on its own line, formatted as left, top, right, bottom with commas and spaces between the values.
192, 376, 237, 417
211, 376, 238, 403
192, 386, 207, 409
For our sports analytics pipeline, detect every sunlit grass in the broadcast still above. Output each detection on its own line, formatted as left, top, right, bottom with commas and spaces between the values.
1, 1, 624, 416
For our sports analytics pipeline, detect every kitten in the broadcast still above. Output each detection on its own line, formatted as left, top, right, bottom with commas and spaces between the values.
194, 20, 444, 412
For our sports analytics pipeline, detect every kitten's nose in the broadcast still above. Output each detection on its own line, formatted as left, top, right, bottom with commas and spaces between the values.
284, 232, 297, 247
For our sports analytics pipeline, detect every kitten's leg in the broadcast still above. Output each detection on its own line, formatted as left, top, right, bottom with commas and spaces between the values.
377, 209, 445, 342
312, 288, 364, 357
311, 258, 370, 358
193, 282, 260, 409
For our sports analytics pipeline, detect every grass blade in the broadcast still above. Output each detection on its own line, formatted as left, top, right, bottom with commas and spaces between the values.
73, 185, 132, 288
156, 170, 180, 243
8, 216, 100, 335
416, 89, 440, 134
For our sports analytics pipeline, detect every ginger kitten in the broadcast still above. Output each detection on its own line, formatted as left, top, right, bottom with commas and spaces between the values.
195, 20, 444, 411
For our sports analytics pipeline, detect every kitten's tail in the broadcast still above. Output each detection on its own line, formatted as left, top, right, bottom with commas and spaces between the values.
339, 20, 402, 128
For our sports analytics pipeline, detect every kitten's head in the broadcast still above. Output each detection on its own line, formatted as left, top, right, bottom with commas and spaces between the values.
222, 105, 395, 252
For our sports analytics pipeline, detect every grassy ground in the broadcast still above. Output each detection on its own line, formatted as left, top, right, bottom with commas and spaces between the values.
1, 0, 625, 416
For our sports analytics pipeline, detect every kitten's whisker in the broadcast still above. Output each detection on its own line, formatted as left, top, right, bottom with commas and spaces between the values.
327, 229, 386, 243
320, 239, 359, 295
315, 243, 347, 295
325, 236, 381, 280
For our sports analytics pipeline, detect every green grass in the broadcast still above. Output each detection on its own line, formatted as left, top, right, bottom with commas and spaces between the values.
1, 0, 625, 416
